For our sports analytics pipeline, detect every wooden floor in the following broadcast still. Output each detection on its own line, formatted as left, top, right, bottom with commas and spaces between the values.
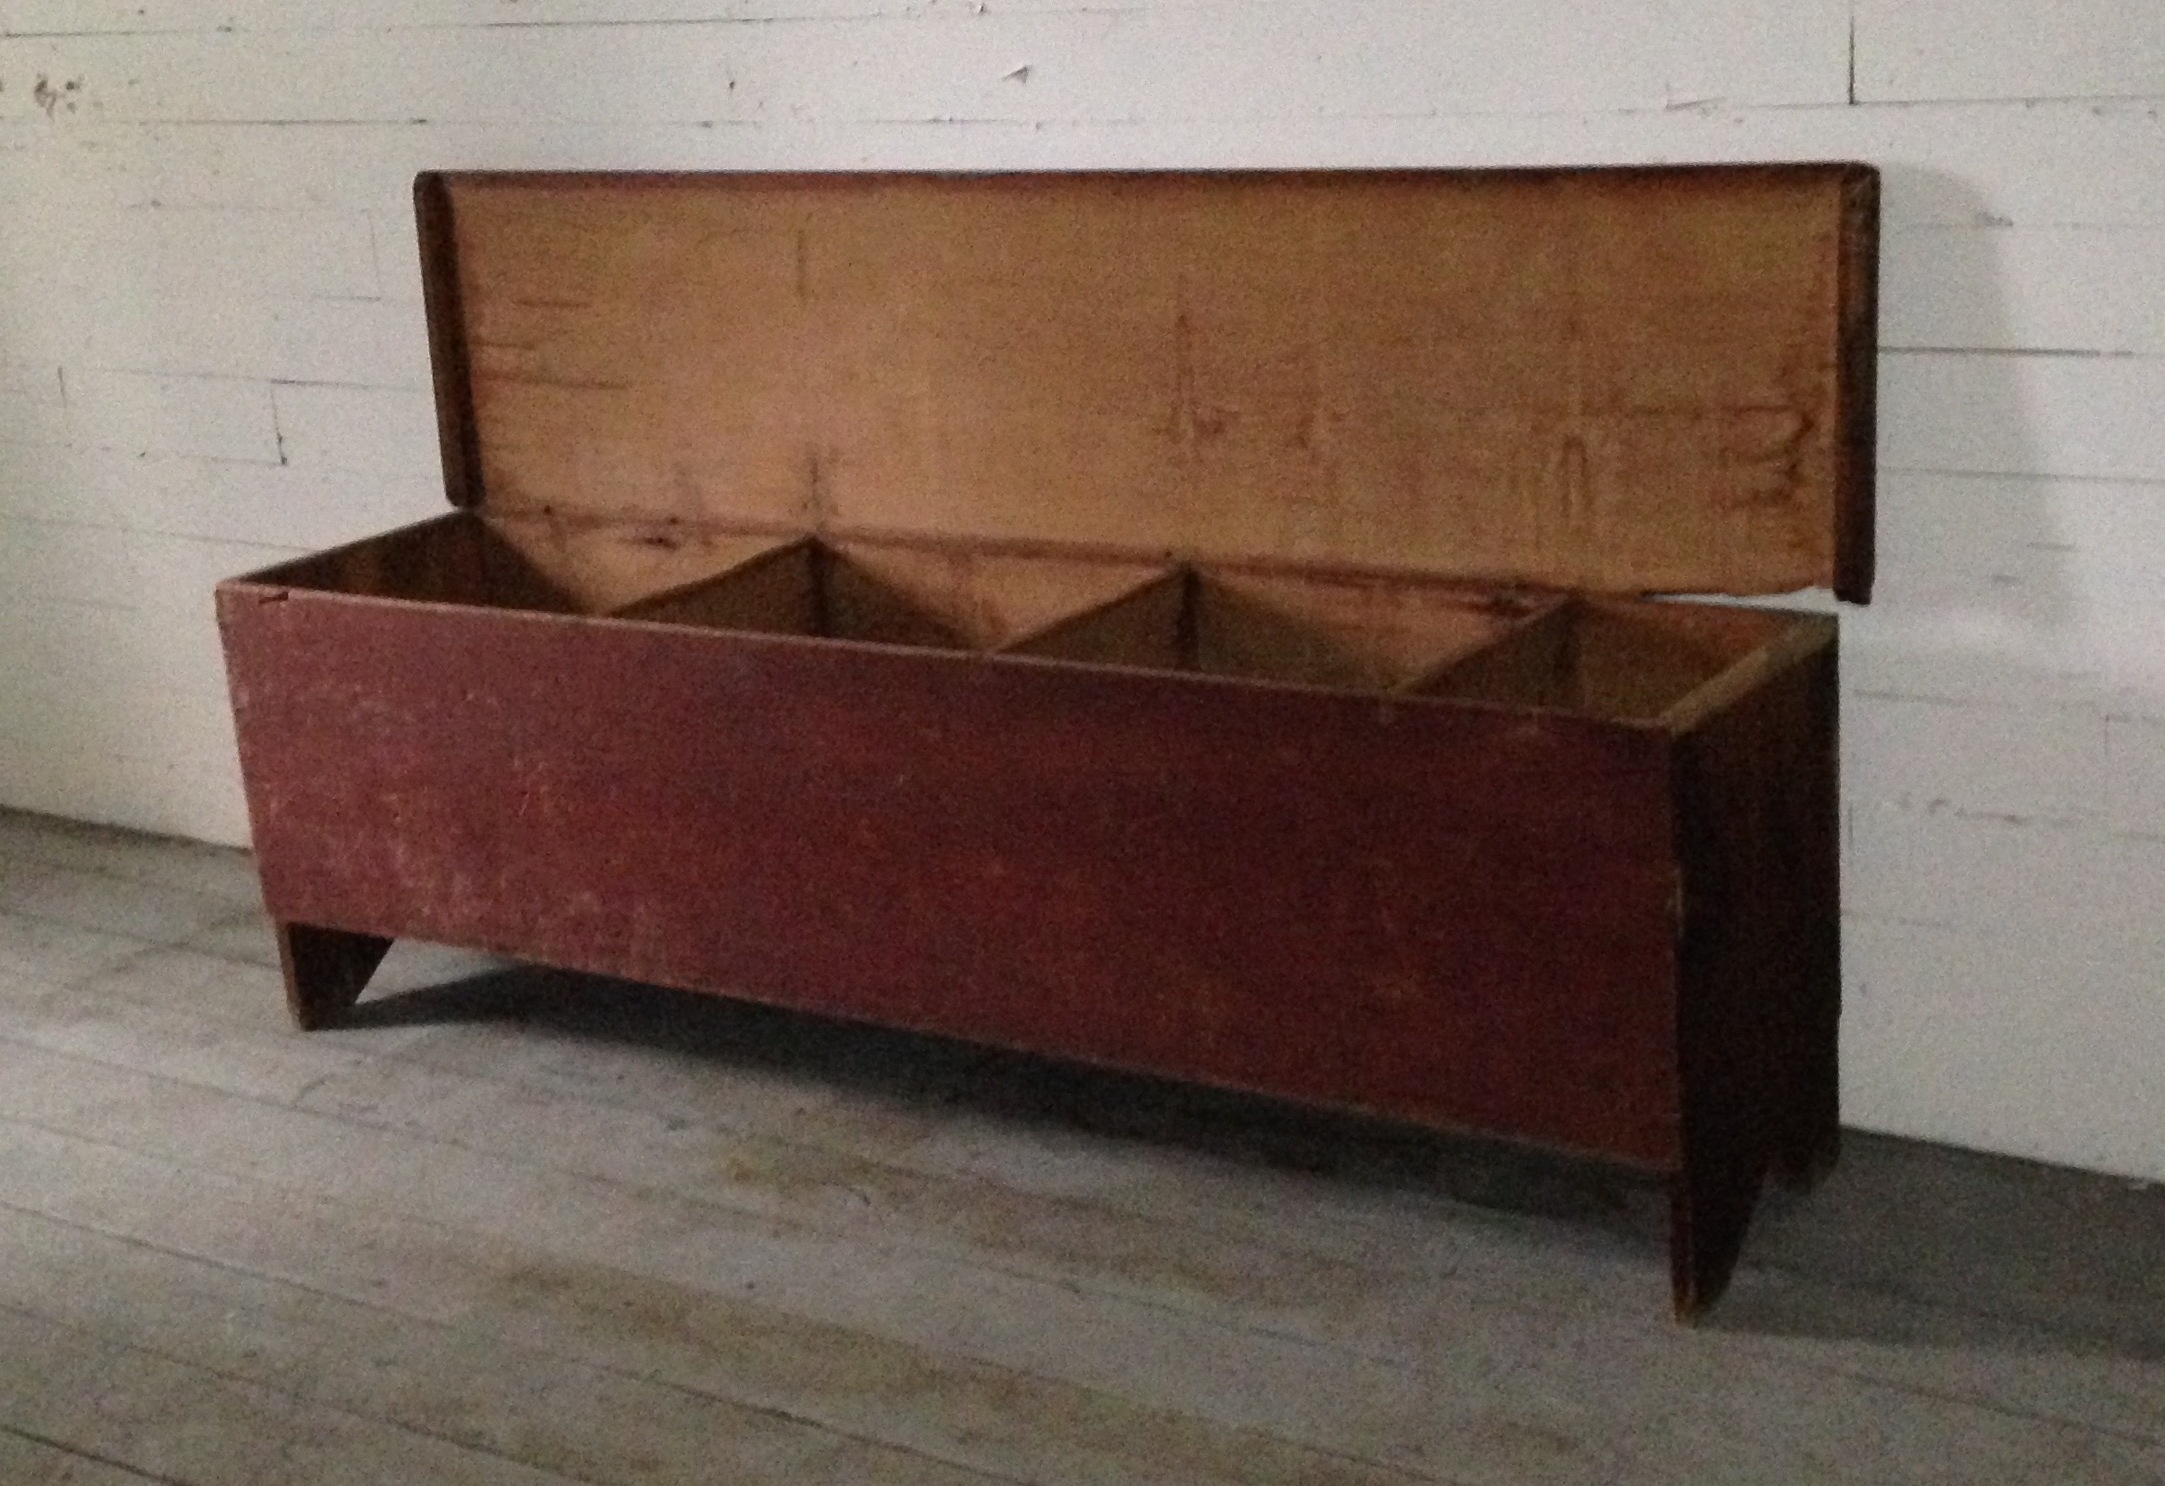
1, 809, 2162, 1485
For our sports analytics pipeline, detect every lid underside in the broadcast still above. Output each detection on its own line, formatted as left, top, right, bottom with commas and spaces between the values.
420, 166, 1877, 602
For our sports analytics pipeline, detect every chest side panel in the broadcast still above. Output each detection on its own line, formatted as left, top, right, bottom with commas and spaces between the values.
220, 586, 1685, 1167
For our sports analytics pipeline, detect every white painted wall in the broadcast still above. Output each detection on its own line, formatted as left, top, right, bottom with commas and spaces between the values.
1, 1, 2161, 1179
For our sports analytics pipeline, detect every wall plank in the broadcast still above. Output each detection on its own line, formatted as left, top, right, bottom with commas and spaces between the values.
7, 96, 2161, 233
1880, 351, 2165, 482
1883, 226, 2165, 354
0, 361, 67, 446
60, 369, 281, 464
1844, 911, 2165, 1179
0, 4, 1848, 128
1856, 0, 2165, 104
270, 383, 441, 484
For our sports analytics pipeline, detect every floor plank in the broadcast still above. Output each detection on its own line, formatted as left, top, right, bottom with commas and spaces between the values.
0, 1121, 1434, 1486
0, 1205, 1033, 1486
0, 1304, 586, 1486
4, 808, 2165, 1485
23, 941, 2165, 1450
1, 1040, 2161, 1483
51, 942, 1635, 1297
0, 909, 154, 988
0, 1043, 1505, 1480
0, 1422, 178, 1486
0, 814, 263, 910
0, 860, 238, 947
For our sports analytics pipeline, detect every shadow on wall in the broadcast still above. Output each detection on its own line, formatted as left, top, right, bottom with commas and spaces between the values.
1840, 168, 2165, 1180
1859, 165, 2070, 665
1863, 165, 2165, 711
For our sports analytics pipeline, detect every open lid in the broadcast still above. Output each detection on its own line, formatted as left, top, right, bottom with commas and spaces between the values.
418, 165, 1877, 602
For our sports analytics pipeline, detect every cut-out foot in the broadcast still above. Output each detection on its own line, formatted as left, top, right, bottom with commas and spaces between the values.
1770, 1103, 1841, 1192
276, 922, 393, 1030
1669, 1146, 1765, 1322
1772, 995, 1842, 1193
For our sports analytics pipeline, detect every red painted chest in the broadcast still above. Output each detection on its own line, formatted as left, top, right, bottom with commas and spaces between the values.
218, 166, 1878, 1314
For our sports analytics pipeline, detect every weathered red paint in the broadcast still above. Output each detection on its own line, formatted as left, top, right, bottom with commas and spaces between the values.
220, 582, 1686, 1167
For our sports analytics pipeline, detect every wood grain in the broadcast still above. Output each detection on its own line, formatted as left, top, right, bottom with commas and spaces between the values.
425, 166, 1876, 600
1419, 596, 1810, 725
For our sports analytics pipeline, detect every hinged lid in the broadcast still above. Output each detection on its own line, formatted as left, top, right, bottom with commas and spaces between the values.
418, 165, 1877, 602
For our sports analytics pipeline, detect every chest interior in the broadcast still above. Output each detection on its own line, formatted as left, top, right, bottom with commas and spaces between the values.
254, 165, 1876, 730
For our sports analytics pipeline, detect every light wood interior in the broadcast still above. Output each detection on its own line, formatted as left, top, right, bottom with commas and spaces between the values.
251, 515, 1817, 717
261, 513, 796, 618
611, 533, 1562, 692
610, 539, 1177, 653
264, 515, 578, 613
485, 513, 798, 615
1417, 596, 1803, 723
434, 167, 1872, 600
1010, 568, 1556, 691
1193, 571, 1557, 691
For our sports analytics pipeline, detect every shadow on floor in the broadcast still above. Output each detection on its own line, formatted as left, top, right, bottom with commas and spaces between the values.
345, 953, 2165, 1361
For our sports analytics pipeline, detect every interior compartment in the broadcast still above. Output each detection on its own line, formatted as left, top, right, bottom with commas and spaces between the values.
1011, 568, 1557, 692
1194, 571, 1558, 692
260, 512, 796, 618
611, 538, 1177, 653
250, 516, 1804, 721
486, 513, 800, 615
263, 514, 576, 613
1417, 596, 1802, 723
607, 539, 1552, 691
260, 517, 1578, 696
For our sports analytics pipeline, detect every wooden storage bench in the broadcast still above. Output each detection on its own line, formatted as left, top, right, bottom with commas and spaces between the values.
217, 165, 1878, 1315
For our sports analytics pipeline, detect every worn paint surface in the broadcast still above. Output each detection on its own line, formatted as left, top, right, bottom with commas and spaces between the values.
220, 583, 1685, 1168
